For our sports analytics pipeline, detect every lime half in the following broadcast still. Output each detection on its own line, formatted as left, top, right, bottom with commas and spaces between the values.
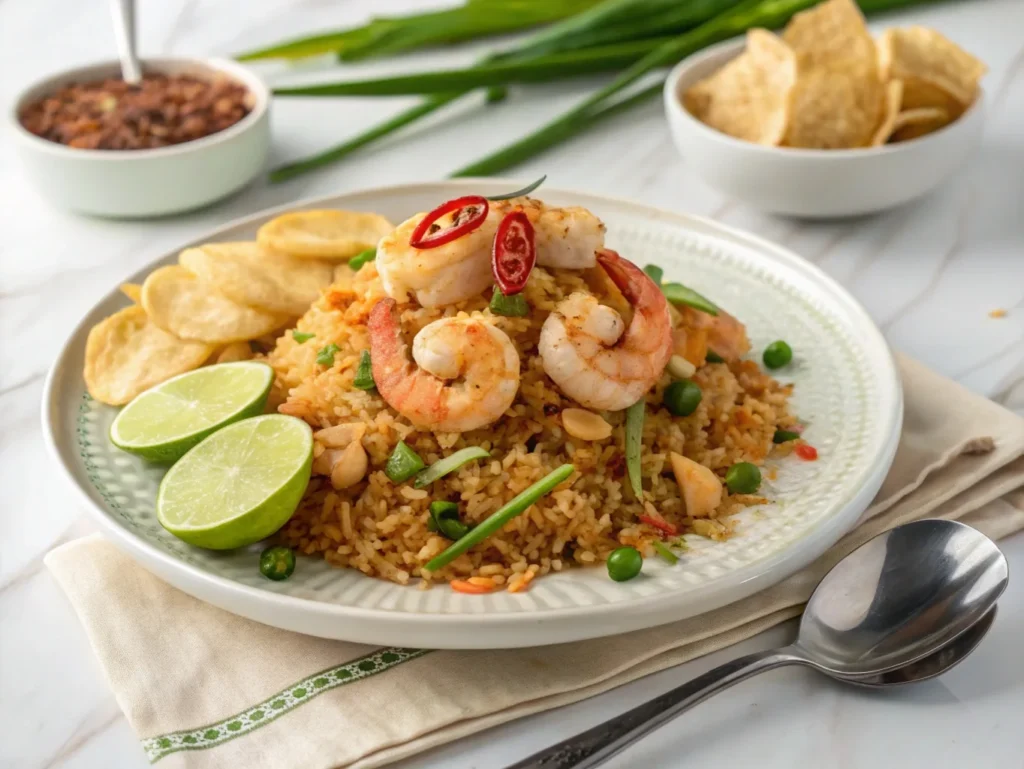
110, 361, 274, 463
157, 414, 313, 550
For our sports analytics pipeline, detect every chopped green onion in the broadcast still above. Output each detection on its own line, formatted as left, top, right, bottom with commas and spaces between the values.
316, 343, 341, 366
259, 546, 296, 581
487, 175, 547, 201
489, 286, 530, 317
385, 440, 425, 483
349, 248, 376, 270
427, 500, 472, 540
425, 463, 573, 571
661, 283, 718, 316
625, 399, 645, 499
705, 350, 725, 363
414, 446, 491, 489
353, 350, 375, 390
292, 330, 315, 343
643, 264, 663, 285
773, 429, 800, 444
652, 540, 679, 565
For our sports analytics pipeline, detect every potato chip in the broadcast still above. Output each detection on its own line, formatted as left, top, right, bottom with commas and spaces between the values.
783, 0, 876, 67
783, 65, 884, 149
871, 79, 904, 146
257, 210, 394, 261
683, 30, 796, 146
120, 283, 142, 303
142, 265, 288, 344
213, 341, 255, 364
898, 77, 964, 117
179, 242, 333, 317
84, 306, 213, 406
889, 106, 951, 142
878, 27, 986, 110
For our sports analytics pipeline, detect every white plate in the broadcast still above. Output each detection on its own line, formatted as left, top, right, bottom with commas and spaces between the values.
43, 181, 903, 649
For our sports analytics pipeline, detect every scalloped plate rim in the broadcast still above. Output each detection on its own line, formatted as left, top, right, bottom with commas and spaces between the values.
42, 180, 903, 649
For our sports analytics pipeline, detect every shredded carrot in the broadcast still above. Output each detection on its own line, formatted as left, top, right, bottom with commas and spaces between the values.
795, 443, 818, 461
638, 513, 678, 536
450, 579, 494, 594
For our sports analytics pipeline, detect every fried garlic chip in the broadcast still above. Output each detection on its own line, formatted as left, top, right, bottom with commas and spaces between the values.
142, 265, 288, 344
257, 210, 394, 261
179, 242, 333, 317
684, 30, 797, 146
878, 27, 986, 112
871, 79, 905, 146
84, 306, 213, 406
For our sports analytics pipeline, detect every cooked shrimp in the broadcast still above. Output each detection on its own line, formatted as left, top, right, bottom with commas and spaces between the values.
539, 250, 672, 411
376, 207, 496, 308
673, 306, 751, 364
368, 298, 520, 432
491, 197, 605, 269
377, 198, 607, 307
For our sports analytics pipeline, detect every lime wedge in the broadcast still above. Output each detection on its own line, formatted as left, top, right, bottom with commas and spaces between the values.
110, 361, 274, 463
157, 414, 313, 550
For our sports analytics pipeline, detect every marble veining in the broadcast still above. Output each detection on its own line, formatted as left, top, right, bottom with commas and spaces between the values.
1, 0, 1022, 766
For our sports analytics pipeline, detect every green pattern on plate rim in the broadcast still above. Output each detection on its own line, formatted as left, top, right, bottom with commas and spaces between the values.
141, 647, 429, 763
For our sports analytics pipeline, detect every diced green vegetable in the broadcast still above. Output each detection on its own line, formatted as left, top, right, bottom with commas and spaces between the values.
353, 350, 375, 390
661, 283, 718, 316
427, 500, 472, 540
725, 462, 761, 494
643, 264, 663, 285
489, 286, 530, 317
316, 343, 341, 366
705, 350, 725, 363
487, 175, 547, 201
414, 446, 491, 489
607, 546, 642, 581
625, 399, 645, 499
652, 540, 679, 565
425, 463, 573, 571
259, 546, 296, 581
292, 330, 315, 343
349, 248, 376, 270
763, 340, 793, 370
773, 429, 800, 444
663, 380, 701, 417
385, 440, 425, 483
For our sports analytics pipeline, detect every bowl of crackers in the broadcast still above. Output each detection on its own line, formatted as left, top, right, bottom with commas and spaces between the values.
663, 0, 986, 218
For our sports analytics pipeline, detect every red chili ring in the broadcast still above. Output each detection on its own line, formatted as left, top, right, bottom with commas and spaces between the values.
409, 195, 489, 249
491, 210, 536, 295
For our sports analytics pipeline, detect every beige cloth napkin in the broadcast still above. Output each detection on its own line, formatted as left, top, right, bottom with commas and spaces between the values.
47, 354, 1024, 769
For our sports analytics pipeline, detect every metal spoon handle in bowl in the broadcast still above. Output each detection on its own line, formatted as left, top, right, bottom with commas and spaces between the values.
110, 0, 142, 85
503, 646, 808, 769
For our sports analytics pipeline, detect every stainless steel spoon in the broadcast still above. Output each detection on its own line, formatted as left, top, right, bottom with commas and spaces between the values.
109, 0, 142, 85
505, 519, 1008, 769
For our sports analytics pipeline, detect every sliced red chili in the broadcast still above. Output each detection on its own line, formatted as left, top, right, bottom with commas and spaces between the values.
492, 210, 536, 295
409, 195, 489, 249
638, 513, 678, 537
795, 443, 818, 461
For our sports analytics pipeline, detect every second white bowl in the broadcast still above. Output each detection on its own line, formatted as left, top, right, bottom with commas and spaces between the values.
663, 39, 985, 219
9, 57, 270, 218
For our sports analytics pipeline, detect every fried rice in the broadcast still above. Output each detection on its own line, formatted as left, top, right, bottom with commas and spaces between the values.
264, 261, 795, 591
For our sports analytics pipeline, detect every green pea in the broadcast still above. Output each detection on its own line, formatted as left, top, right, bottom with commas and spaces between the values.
607, 546, 643, 582
763, 340, 793, 370
773, 429, 800, 444
725, 462, 761, 494
259, 546, 295, 581
663, 380, 702, 417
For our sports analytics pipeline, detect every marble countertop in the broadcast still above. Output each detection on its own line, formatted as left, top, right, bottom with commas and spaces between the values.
2, 0, 1023, 766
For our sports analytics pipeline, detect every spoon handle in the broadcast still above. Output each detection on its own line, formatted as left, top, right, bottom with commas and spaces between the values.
503, 646, 806, 769
110, 0, 142, 85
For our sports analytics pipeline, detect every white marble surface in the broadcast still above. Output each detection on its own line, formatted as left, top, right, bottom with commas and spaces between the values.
2, 0, 1023, 766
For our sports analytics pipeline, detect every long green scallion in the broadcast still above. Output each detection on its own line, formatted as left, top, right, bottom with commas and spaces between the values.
625, 399, 645, 499
425, 464, 574, 572
414, 447, 491, 489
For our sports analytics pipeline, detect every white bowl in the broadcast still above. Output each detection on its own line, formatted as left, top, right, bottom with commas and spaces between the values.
663, 39, 985, 219
9, 58, 270, 218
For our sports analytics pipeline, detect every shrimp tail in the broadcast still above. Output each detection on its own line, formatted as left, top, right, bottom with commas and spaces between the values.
596, 249, 655, 305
